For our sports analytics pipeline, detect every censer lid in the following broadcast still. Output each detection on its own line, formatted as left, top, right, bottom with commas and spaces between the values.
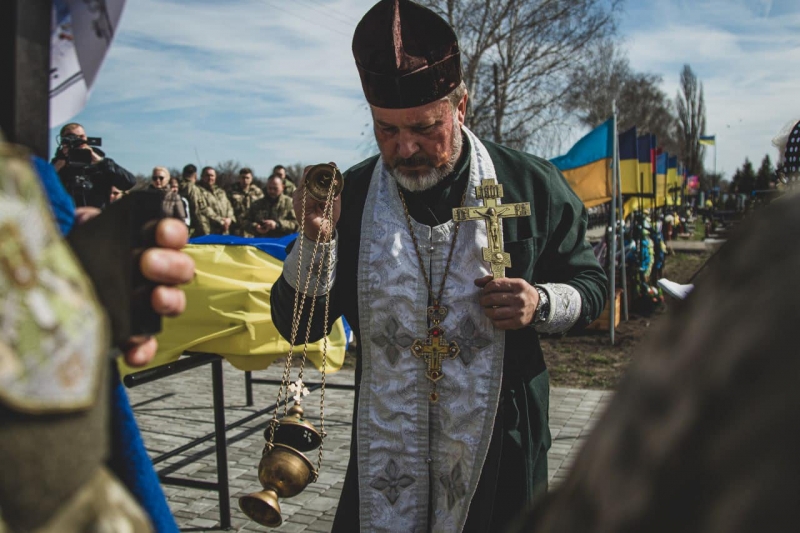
266, 404, 323, 452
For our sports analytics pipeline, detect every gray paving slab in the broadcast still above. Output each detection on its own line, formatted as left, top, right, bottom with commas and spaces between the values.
127, 357, 613, 532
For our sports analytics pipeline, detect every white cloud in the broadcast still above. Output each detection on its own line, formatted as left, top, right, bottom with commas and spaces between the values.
54, 0, 376, 175
55, 0, 800, 180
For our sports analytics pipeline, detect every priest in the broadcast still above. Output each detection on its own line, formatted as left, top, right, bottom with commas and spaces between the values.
270, 1, 607, 530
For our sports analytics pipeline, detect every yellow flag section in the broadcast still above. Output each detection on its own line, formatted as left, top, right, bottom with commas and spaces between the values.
551, 118, 613, 208
118, 242, 347, 378
618, 126, 640, 194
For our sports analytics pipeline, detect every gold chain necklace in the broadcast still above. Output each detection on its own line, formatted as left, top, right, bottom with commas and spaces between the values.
397, 184, 467, 403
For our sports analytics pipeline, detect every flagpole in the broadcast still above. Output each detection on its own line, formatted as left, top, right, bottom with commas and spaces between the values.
617, 127, 628, 322
609, 104, 617, 345
714, 142, 717, 187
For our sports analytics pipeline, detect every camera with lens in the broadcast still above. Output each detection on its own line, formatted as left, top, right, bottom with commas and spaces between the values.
56, 134, 104, 204
53, 128, 136, 208
60, 134, 102, 168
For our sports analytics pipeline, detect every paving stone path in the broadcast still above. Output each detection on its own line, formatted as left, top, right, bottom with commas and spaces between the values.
127, 359, 612, 532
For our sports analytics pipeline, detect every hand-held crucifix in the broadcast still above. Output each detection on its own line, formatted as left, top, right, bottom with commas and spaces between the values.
453, 179, 531, 279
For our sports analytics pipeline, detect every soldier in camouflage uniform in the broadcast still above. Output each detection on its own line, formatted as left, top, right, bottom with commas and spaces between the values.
227, 167, 264, 237
0, 140, 194, 532
247, 175, 299, 237
270, 165, 296, 197
195, 166, 236, 236
179, 164, 204, 236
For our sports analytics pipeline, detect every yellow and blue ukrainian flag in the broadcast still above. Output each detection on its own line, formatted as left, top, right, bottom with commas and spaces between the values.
638, 134, 655, 195
618, 126, 640, 194
550, 118, 614, 208
699, 135, 716, 146
118, 234, 348, 377
623, 133, 658, 217
655, 152, 668, 206
666, 156, 679, 204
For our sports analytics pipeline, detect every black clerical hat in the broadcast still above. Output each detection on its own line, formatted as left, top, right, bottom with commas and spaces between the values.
352, 0, 462, 109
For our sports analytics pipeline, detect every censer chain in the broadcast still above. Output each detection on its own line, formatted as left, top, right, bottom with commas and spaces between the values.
268, 177, 337, 465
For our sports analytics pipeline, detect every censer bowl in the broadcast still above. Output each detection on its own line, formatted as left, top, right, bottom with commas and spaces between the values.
239, 443, 316, 526
264, 404, 323, 453
239, 489, 282, 528
305, 163, 344, 202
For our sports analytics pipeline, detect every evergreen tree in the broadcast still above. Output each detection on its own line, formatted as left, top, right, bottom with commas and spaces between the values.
732, 158, 757, 196
755, 154, 774, 191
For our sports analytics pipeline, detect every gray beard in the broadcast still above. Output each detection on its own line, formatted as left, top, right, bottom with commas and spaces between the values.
389, 125, 464, 193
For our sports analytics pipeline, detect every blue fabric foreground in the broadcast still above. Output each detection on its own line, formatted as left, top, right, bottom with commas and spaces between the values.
109, 365, 179, 533
31, 161, 176, 532
189, 233, 298, 261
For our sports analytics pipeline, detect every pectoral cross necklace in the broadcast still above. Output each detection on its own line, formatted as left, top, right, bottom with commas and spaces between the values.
398, 185, 466, 403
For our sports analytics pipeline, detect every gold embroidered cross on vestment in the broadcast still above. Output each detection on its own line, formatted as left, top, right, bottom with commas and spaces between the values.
411, 304, 460, 403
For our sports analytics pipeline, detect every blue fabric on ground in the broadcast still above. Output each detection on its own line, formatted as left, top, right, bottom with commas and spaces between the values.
109, 365, 179, 533
189, 233, 298, 261
32, 155, 75, 235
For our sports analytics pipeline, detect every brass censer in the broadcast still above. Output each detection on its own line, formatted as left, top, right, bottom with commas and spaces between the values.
239, 163, 342, 528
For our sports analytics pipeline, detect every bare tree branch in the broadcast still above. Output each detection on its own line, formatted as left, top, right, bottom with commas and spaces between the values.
421, 0, 622, 151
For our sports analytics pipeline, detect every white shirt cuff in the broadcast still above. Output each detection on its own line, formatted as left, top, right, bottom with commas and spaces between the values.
535, 283, 582, 334
282, 234, 338, 295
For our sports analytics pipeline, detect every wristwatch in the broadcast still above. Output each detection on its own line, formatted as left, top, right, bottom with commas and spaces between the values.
532, 286, 550, 326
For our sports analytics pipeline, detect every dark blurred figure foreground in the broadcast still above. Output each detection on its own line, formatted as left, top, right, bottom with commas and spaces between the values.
515, 166, 800, 533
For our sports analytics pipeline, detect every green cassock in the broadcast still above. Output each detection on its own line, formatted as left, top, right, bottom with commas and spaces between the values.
271, 138, 607, 532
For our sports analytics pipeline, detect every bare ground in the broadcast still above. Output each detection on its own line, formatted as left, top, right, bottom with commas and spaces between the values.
541, 251, 711, 389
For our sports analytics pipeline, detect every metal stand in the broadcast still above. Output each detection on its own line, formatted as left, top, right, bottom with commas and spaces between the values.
245, 375, 356, 400
125, 354, 350, 529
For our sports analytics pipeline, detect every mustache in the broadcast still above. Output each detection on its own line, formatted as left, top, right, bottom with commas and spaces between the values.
391, 154, 434, 168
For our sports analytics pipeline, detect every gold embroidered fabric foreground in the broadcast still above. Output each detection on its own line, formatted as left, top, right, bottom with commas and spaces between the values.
0, 143, 107, 414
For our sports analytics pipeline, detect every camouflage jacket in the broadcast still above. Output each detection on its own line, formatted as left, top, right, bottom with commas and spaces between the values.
180, 180, 204, 236
227, 183, 264, 237
195, 182, 236, 236
247, 194, 298, 237
283, 179, 296, 198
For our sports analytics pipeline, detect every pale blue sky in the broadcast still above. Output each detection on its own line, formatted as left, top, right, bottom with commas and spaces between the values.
51, 0, 800, 178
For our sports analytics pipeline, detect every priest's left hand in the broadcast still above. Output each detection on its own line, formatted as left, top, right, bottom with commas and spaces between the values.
124, 219, 195, 366
475, 275, 539, 330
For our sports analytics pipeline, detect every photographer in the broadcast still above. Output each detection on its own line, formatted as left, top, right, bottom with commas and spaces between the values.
52, 122, 136, 208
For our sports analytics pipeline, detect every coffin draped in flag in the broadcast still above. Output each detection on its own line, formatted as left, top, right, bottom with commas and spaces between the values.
550, 118, 614, 208
50, 0, 127, 127
117, 235, 348, 378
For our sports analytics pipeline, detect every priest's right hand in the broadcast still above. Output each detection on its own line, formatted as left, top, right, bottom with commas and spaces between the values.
294, 163, 342, 242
